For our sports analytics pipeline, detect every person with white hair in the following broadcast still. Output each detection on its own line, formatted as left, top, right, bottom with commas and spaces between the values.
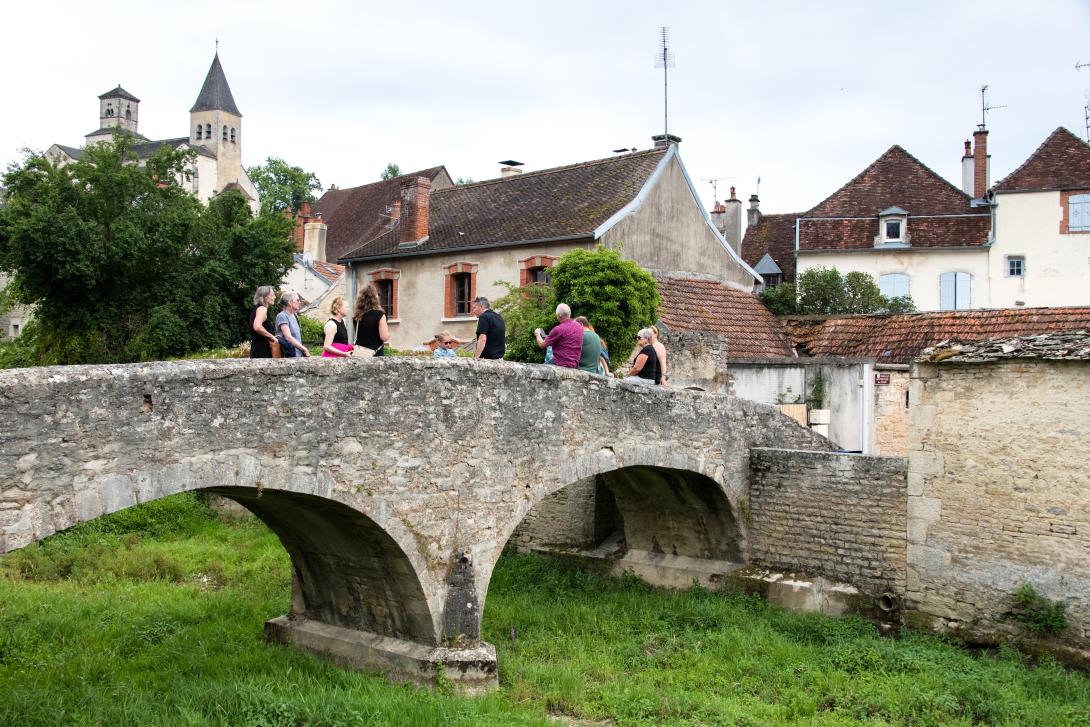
534, 302, 584, 368
622, 328, 662, 386
275, 291, 310, 357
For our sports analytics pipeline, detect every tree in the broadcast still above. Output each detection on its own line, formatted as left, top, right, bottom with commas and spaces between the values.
762, 267, 916, 316
494, 247, 660, 366
0, 135, 294, 365
454, 177, 475, 185
380, 163, 402, 181
246, 157, 322, 216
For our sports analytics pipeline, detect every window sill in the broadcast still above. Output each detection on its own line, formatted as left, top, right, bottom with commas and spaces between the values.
441, 316, 477, 323
874, 241, 911, 249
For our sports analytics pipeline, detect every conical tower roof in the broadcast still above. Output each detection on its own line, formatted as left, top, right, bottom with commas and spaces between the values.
190, 53, 242, 116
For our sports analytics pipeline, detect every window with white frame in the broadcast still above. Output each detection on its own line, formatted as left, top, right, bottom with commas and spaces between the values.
1006, 256, 1025, 278
1070, 194, 1090, 232
877, 206, 908, 245
939, 271, 972, 310
879, 273, 911, 299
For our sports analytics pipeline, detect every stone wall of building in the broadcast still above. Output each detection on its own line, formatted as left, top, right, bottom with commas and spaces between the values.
907, 359, 1090, 639
657, 331, 730, 393
748, 448, 908, 597
873, 367, 910, 456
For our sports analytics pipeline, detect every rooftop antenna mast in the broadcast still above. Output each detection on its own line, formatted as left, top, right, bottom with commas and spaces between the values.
978, 84, 1006, 130
702, 177, 734, 203
654, 26, 675, 136
1078, 64, 1090, 141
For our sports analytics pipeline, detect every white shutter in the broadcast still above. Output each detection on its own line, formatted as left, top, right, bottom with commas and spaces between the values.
955, 272, 972, 309
1071, 195, 1090, 231
939, 272, 955, 310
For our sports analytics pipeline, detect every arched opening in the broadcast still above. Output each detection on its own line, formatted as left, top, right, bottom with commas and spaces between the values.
204, 487, 435, 644
195, 125, 202, 140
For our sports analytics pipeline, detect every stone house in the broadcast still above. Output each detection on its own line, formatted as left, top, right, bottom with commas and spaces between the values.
741, 140, 992, 311
45, 53, 260, 214
329, 137, 760, 348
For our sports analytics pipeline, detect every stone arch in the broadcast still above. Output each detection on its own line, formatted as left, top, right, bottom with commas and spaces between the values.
206, 487, 435, 644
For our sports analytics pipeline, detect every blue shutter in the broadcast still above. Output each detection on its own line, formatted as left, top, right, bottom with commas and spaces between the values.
1071, 195, 1090, 231
880, 273, 910, 298
955, 272, 971, 309
939, 272, 955, 310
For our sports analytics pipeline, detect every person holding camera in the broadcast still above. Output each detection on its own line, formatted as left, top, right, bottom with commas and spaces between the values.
534, 303, 583, 368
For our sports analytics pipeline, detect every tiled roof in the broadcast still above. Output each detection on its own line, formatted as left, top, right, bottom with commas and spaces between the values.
312, 260, 344, 282
340, 149, 667, 262
993, 127, 1090, 193
314, 166, 449, 263
741, 212, 801, 281
53, 144, 84, 160
128, 137, 217, 160
656, 275, 795, 359
85, 128, 150, 142
808, 145, 976, 217
798, 214, 990, 251
190, 53, 241, 116
923, 329, 1090, 363
219, 181, 253, 200
784, 307, 1090, 364
98, 86, 140, 102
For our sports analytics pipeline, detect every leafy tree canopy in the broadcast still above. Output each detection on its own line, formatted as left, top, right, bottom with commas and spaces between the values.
0, 135, 294, 365
760, 267, 917, 316
380, 163, 402, 181
454, 177, 475, 185
246, 157, 322, 216
495, 245, 659, 367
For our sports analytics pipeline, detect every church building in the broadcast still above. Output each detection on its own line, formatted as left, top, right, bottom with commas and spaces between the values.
46, 53, 260, 212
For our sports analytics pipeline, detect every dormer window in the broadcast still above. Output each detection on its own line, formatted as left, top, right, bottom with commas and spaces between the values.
877, 206, 909, 246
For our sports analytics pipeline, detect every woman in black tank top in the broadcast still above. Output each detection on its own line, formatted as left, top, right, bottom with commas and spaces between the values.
321, 297, 353, 357
249, 286, 278, 358
353, 284, 390, 355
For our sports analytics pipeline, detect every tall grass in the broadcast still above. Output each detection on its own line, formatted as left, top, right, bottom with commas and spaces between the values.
2, 495, 1088, 726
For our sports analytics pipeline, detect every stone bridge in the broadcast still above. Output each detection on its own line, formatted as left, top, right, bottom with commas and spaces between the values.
0, 357, 829, 689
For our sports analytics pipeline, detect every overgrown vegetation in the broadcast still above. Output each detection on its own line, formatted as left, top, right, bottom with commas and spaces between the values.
2, 498, 1088, 725
0, 135, 294, 365
247, 156, 323, 216
1012, 583, 1068, 636
761, 268, 916, 316
496, 246, 659, 367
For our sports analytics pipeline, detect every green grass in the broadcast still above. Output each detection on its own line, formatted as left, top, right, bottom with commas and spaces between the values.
2, 496, 1089, 726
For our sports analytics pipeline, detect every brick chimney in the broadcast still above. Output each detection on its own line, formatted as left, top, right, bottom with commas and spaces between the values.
972, 128, 989, 199
389, 198, 401, 226
399, 177, 431, 244
747, 193, 761, 228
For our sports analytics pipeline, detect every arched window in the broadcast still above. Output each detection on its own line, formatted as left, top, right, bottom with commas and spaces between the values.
230, 128, 236, 143
195, 125, 202, 140
222, 125, 228, 141
879, 273, 910, 299
125, 107, 132, 121
105, 104, 114, 117
205, 124, 211, 138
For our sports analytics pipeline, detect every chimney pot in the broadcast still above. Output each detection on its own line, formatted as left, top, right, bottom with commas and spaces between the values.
399, 177, 431, 244
729, 185, 737, 200
651, 133, 682, 149
747, 194, 761, 228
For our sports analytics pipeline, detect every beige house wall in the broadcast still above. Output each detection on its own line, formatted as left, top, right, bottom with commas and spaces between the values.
990, 191, 1090, 307
798, 248, 990, 311
873, 369, 909, 456
601, 155, 755, 290
906, 359, 1090, 639
354, 241, 591, 349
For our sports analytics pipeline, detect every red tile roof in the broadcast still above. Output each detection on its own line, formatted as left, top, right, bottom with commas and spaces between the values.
740, 145, 991, 277
993, 127, 1090, 193
311, 260, 344, 283
740, 212, 802, 280
808, 145, 977, 217
314, 166, 450, 263
656, 275, 795, 359
784, 307, 1090, 364
340, 149, 667, 262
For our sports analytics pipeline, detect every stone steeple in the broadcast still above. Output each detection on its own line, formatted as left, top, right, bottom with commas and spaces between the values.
189, 53, 243, 195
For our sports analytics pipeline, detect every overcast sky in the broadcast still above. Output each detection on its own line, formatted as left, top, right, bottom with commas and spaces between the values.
3, 0, 1089, 214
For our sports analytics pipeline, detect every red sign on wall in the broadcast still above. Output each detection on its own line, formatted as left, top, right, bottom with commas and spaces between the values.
874, 373, 891, 385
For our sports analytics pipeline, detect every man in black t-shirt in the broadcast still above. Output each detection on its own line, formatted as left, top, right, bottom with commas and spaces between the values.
472, 296, 506, 359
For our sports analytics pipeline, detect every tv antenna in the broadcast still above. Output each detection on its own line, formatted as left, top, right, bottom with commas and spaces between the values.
1077, 61, 1090, 71
654, 26, 675, 136
702, 177, 734, 203
756, 176, 761, 197
978, 84, 1006, 130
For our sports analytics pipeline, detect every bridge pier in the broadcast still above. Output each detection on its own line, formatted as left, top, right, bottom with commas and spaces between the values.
264, 617, 498, 692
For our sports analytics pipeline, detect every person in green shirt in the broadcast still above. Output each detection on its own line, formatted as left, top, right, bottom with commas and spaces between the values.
575, 316, 603, 374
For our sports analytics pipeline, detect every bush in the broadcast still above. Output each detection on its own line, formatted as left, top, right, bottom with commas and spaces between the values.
494, 280, 554, 364
1012, 583, 1067, 635
297, 314, 325, 345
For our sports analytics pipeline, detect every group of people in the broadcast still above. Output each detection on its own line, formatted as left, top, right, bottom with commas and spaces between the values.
532, 303, 667, 386
248, 286, 667, 385
248, 283, 390, 359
